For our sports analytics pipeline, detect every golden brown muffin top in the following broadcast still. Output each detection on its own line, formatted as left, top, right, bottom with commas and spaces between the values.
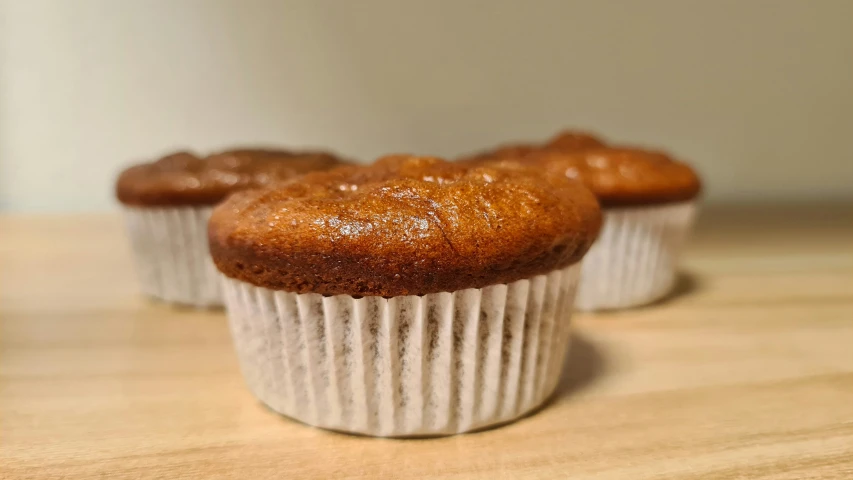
209, 155, 602, 297
461, 129, 701, 207
116, 148, 347, 206
509, 147, 702, 207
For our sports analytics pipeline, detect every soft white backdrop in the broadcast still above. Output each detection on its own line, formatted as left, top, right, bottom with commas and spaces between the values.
1, 0, 851, 212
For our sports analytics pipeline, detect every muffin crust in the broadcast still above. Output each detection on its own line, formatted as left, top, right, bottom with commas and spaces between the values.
499, 147, 702, 207
209, 156, 602, 297
461, 129, 701, 207
116, 148, 346, 206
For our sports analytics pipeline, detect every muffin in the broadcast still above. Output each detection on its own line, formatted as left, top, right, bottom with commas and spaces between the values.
476, 141, 701, 311
209, 155, 602, 436
116, 148, 346, 307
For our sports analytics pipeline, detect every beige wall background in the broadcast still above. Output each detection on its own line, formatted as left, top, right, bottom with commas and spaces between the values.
1, 0, 851, 212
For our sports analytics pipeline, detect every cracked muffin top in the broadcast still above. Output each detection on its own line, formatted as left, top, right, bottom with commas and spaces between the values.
208, 155, 602, 297
116, 148, 347, 206
460, 130, 701, 207
488, 147, 702, 207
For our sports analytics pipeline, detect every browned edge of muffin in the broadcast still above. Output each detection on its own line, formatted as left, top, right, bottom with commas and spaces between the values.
116, 148, 349, 207
208, 155, 602, 297
460, 130, 701, 207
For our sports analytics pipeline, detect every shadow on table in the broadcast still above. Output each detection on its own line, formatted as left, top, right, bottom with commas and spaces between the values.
553, 330, 608, 400
547, 271, 705, 401
668, 270, 702, 301
639, 270, 703, 310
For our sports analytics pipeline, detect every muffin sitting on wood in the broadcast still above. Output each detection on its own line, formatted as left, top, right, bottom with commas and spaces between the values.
462, 130, 701, 310
116, 148, 347, 307
209, 155, 602, 436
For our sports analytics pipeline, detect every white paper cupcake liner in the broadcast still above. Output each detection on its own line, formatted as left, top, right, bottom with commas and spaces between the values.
576, 201, 697, 311
221, 263, 581, 437
122, 206, 221, 307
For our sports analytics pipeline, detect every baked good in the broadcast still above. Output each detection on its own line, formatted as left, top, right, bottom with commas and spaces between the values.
116, 149, 343, 206
467, 133, 701, 311
116, 147, 347, 307
210, 155, 600, 296
211, 155, 602, 436
513, 147, 701, 207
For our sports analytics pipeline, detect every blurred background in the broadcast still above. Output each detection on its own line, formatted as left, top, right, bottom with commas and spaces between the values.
1, 0, 851, 212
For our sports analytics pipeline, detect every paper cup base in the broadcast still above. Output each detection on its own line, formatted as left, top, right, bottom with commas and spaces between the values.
222, 264, 581, 437
122, 206, 221, 307
576, 201, 697, 311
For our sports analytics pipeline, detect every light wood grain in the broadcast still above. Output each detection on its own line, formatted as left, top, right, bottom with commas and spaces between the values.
1, 204, 852, 479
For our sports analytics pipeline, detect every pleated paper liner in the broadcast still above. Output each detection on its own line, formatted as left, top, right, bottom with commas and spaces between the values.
123, 206, 221, 307
222, 263, 581, 437
576, 201, 697, 311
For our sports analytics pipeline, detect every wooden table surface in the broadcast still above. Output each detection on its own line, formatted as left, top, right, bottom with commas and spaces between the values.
1, 204, 852, 479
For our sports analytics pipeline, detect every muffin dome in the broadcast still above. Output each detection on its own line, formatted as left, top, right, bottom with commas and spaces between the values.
209, 155, 602, 297
116, 148, 346, 206
460, 129, 701, 207
508, 147, 702, 207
